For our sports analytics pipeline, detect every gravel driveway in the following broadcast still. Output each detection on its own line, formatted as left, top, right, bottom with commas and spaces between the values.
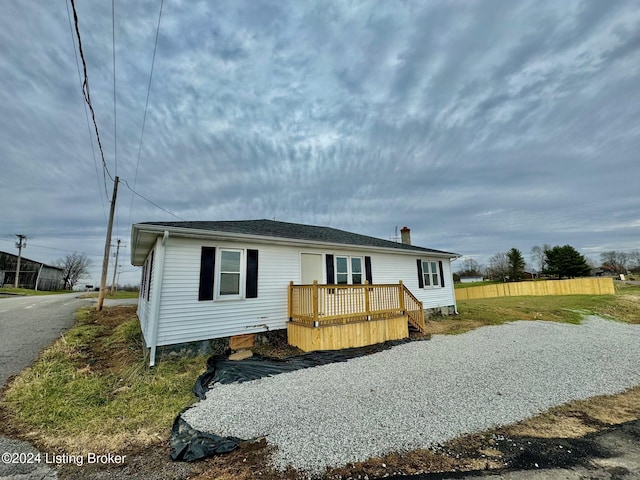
182, 316, 640, 475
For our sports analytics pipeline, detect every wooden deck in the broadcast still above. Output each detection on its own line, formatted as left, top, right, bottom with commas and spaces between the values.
287, 281, 425, 351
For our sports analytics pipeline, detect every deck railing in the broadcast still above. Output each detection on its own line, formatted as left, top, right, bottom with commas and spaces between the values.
288, 280, 426, 333
402, 284, 426, 333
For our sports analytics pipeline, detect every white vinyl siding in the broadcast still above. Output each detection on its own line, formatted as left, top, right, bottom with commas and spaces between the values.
154, 238, 297, 346
371, 254, 455, 310
136, 244, 157, 344
143, 237, 456, 347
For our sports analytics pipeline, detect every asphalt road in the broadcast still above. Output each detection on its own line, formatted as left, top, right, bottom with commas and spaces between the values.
0, 293, 93, 480
0, 293, 92, 388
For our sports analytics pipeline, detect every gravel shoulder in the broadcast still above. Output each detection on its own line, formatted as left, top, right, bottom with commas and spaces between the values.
182, 316, 640, 475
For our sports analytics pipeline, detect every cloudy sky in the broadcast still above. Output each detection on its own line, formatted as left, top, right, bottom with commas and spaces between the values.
1, 0, 639, 286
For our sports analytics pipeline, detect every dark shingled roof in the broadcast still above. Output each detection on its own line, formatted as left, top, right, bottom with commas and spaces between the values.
138, 219, 458, 256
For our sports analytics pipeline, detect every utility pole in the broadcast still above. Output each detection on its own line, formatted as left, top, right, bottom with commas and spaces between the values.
97, 176, 119, 311
14, 234, 26, 288
110, 238, 122, 295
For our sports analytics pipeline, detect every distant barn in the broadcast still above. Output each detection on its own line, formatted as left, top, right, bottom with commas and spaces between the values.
0, 251, 63, 291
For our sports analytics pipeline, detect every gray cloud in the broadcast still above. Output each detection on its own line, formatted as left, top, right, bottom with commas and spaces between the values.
1, 0, 639, 284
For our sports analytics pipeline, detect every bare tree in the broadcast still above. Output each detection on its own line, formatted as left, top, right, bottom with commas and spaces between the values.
56, 253, 92, 290
600, 251, 629, 274
530, 244, 551, 273
629, 249, 640, 273
487, 252, 509, 281
457, 258, 483, 277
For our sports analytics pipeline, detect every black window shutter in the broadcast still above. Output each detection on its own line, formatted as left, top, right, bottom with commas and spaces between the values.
364, 256, 373, 284
416, 259, 424, 288
147, 250, 154, 301
439, 260, 445, 287
198, 247, 215, 301
325, 254, 335, 284
246, 249, 259, 298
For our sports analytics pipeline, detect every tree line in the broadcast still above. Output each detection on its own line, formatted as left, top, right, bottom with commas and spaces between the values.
457, 246, 640, 282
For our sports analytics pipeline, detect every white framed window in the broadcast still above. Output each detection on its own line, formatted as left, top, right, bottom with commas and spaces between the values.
336, 256, 364, 285
218, 249, 243, 298
199, 247, 259, 301
422, 260, 440, 288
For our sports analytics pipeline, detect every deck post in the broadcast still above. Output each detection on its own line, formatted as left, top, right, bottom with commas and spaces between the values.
364, 280, 371, 320
312, 280, 319, 327
288, 281, 293, 321
399, 280, 405, 314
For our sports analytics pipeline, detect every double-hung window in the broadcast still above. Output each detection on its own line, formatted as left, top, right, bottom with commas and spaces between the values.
336, 256, 364, 285
198, 247, 259, 301
422, 260, 440, 288
219, 249, 242, 296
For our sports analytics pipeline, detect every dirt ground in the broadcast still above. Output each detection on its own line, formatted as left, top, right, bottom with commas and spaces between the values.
48, 419, 640, 480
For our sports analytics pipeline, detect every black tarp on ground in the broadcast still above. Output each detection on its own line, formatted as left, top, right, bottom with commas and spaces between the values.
171, 338, 419, 462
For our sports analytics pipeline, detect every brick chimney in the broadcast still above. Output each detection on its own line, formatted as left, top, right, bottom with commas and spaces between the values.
400, 226, 411, 245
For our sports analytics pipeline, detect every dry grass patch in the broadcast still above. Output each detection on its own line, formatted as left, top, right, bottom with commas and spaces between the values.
504, 385, 640, 439
0, 306, 207, 455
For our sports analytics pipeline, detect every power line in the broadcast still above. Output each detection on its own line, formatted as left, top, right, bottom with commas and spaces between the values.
68, 1, 182, 226
112, 0, 120, 245
121, 179, 184, 220
0, 238, 102, 258
69, 0, 114, 194
112, 0, 118, 179
65, 0, 108, 220
129, 0, 165, 227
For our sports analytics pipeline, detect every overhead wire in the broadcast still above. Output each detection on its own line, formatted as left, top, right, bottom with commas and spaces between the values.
112, 0, 120, 246
122, 179, 185, 220
69, 0, 183, 227
0, 238, 102, 258
69, 0, 114, 199
65, 0, 107, 222
112, 0, 118, 179
128, 0, 165, 228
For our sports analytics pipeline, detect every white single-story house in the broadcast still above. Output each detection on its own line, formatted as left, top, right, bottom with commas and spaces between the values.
130, 220, 460, 365
460, 275, 484, 283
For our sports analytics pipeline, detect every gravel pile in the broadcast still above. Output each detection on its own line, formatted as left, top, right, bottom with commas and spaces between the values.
182, 317, 640, 475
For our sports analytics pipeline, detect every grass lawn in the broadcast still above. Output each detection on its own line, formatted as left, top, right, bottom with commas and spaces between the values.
0, 284, 639, 479
0, 307, 203, 454
79, 290, 140, 299
427, 282, 640, 335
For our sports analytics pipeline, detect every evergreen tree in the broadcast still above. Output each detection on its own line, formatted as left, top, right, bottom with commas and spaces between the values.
544, 245, 591, 279
507, 248, 526, 281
